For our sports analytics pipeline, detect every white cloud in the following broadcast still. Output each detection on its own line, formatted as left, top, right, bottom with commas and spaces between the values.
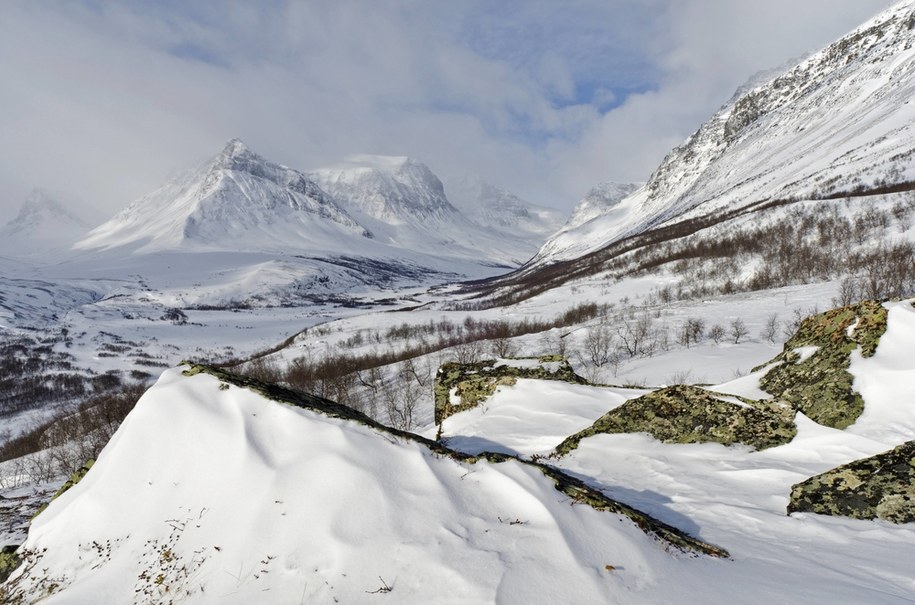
0, 0, 896, 224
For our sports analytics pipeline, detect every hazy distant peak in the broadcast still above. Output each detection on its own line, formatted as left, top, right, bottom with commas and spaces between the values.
221, 138, 249, 158
11, 188, 86, 227
0, 188, 89, 257
565, 182, 643, 230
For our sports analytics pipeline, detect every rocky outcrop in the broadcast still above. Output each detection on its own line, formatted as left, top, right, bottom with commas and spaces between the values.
433, 357, 588, 424
756, 300, 888, 429
788, 440, 915, 523
555, 385, 796, 455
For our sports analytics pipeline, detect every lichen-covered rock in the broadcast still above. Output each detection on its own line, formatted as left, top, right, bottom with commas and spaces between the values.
32, 460, 95, 520
755, 300, 888, 429
788, 440, 915, 523
434, 357, 588, 424
555, 384, 796, 455
0, 545, 21, 584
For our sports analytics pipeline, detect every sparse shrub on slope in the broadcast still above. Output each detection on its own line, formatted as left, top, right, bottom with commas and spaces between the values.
755, 300, 888, 429
554, 385, 796, 455
788, 440, 915, 523
0, 383, 146, 482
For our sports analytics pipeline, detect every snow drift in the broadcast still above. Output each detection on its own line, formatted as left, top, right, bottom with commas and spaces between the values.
5, 365, 723, 604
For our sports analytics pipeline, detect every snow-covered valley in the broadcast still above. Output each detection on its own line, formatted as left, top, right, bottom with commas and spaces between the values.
3, 1, 915, 602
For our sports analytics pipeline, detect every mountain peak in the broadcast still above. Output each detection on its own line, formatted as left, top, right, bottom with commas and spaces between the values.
0, 189, 89, 257
220, 138, 249, 159
75, 142, 370, 253
310, 155, 454, 223
11, 188, 86, 227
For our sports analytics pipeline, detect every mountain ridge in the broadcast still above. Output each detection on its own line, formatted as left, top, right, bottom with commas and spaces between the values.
531, 0, 915, 266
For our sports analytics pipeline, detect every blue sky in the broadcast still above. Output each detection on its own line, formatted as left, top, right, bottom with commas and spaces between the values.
0, 0, 896, 222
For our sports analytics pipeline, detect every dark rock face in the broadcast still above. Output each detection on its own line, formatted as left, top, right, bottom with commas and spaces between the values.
433, 357, 587, 425
757, 300, 888, 429
788, 441, 915, 523
555, 384, 796, 455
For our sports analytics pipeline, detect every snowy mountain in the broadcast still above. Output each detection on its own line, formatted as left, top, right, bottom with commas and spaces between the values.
75, 140, 370, 254
534, 0, 915, 265
563, 182, 643, 231
310, 155, 454, 224
0, 189, 89, 257
530, 182, 642, 263
443, 174, 565, 239
310, 155, 544, 265
1, 143, 560, 332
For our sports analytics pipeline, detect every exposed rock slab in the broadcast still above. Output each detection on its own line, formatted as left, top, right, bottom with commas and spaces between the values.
788, 440, 915, 523
555, 384, 796, 455
757, 300, 888, 429
433, 356, 587, 424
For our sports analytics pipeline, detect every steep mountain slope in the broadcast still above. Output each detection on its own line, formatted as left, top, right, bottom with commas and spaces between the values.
535, 0, 915, 265
311, 156, 544, 265
0, 190, 89, 257
532, 181, 642, 263
75, 140, 370, 254
443, 174, 565, 239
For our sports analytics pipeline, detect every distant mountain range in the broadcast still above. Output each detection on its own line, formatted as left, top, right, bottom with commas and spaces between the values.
0, 141, 567, 322
54, 140, 558, 270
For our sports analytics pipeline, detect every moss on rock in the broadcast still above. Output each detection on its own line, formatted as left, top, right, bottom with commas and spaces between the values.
434, 358, 588, 424
0, 545, 21, 584
755, 300, 888, 429
32, 460, 95, 520
555, 385, 796, 455
788, 440, 915, 523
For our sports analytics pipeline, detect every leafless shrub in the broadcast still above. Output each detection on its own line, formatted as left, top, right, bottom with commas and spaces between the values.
729, 318, 749, 344
761, 313, 780, 343
451, 341, 483, 364
833, 277, 862, 307
678, 318, 705, 348
583, 322, 617, 368
616, 313, 654, 358
708, 324, 725, 344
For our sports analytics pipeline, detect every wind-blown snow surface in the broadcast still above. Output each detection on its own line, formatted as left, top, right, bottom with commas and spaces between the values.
9, 369, 721, 604
535, 0, 915, 265
11, 301, 915, 603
